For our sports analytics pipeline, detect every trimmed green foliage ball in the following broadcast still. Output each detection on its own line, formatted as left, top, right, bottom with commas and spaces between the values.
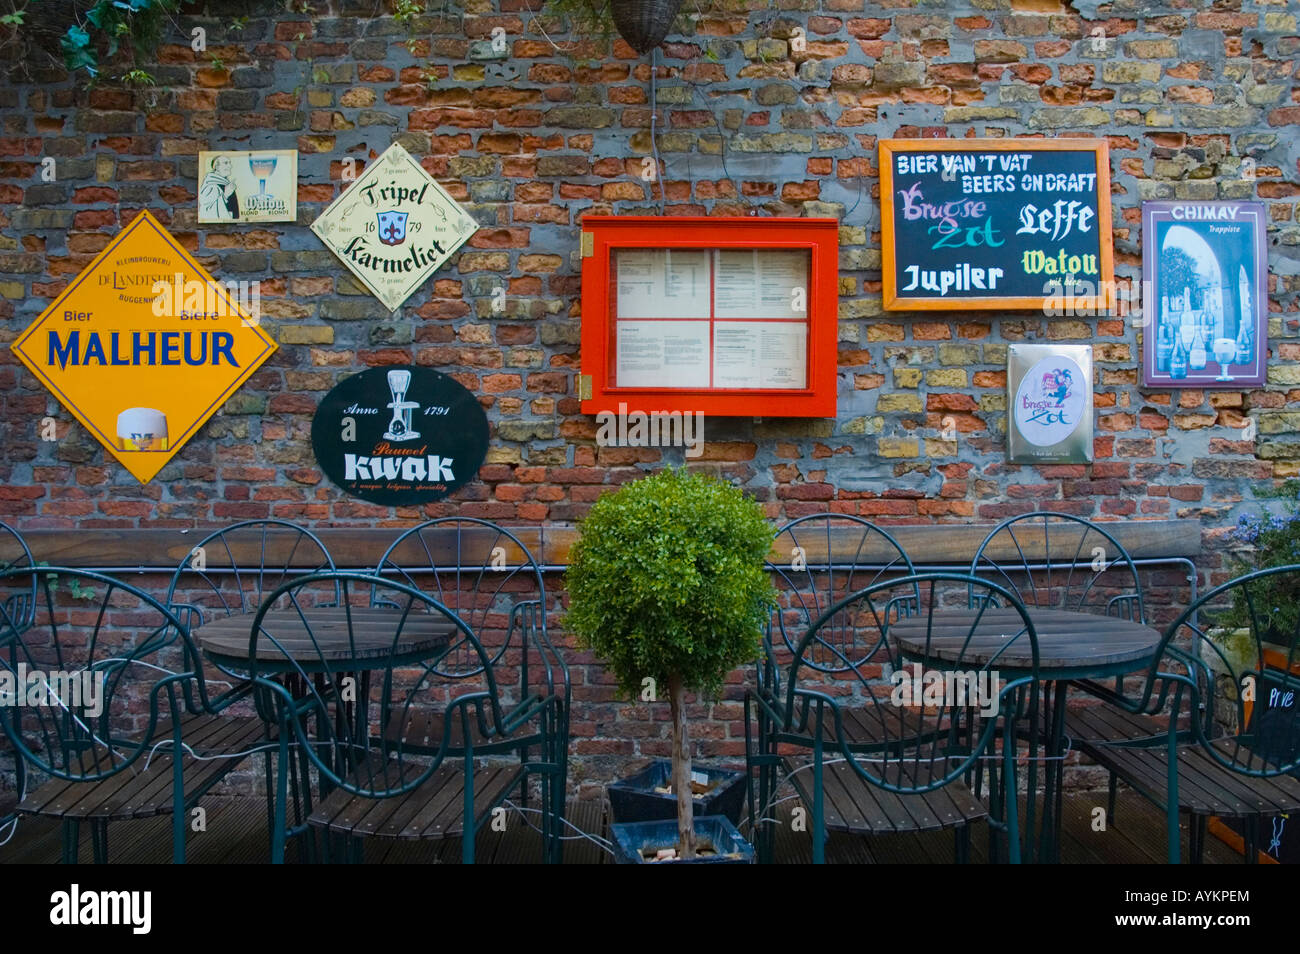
565, 468, 777, 699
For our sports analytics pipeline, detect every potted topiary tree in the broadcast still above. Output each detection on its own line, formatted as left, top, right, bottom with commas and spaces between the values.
565, 467, 776, 862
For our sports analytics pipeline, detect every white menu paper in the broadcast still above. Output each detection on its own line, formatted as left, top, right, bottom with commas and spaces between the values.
615, 248, 710, 319
615, 320, 711, 388
713, 322, 807, 389
713, 249, 810, 319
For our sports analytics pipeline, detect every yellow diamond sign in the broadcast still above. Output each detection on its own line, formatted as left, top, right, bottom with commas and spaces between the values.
10, 210, 277, 483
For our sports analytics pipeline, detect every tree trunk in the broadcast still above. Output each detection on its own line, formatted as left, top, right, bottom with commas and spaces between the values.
668, 673, 696, 859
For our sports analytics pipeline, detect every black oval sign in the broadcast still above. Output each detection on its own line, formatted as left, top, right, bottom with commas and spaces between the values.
311, 365, 488, 506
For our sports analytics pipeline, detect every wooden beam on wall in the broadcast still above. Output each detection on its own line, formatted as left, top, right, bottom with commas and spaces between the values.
18, 518, 1201, 570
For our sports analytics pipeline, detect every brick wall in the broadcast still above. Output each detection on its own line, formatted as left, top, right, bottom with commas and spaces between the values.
0, 0, 1298, 793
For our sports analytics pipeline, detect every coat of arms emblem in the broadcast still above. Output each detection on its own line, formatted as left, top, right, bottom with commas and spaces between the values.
377, 210, 408, 246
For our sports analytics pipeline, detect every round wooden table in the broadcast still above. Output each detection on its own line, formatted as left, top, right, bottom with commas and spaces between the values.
197, 607, 455, 674
196, 606, 457, 863
892, 606, 1162, 864
892, 607, 1161, 678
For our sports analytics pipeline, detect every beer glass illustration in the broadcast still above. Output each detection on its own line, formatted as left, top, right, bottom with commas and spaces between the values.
117, 408, 169, 451
248, 154, 278, 202
383, 369, 420, 441
1212, 337, 1238, 382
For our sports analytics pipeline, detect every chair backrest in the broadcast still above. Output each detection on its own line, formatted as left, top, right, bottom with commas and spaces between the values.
0, 521, 36, 638
766, 514, 916, 675
1155, 565, 1300, 777
374, 519, 547, 678
0, 567, 196, 782
165, 520, 336, 626
780, 572, 1039, 794
249, 572, 517, 799
970, 512, 1145, 621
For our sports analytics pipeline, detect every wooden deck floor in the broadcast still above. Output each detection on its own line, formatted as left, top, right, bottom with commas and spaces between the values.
0, 788, 1243, 864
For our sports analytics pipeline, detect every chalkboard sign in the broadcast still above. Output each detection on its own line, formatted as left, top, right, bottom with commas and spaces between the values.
1251, 667, 1300, 774
311, 365, 488, 507
879, 139, 1114, 311
1219, 667, 1300, 862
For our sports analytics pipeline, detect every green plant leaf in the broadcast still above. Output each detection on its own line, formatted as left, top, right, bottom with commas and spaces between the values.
565, 467, 776, 700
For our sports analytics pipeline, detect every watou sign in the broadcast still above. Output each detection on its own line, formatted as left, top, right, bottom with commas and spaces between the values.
312, 366, 488, 506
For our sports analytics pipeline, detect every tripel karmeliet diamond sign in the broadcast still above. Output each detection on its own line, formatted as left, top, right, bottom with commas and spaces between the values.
10, 211, 277, 483
311, 142, 479, 312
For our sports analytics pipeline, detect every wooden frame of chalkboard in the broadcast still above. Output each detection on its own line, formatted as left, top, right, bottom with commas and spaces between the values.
879, 139, 1114, 312
578, 215, 839, 418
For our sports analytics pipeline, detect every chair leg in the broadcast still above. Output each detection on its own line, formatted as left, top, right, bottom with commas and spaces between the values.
551, 769, 566, 865
544, 771, 557, 865
1194, 815, 1210, 864
462, 824, 476, 864
271, 737, 289, 865
462, 765, 476, 864
263, 747, 274, 850
63, 820, 80, 864
1107, 773, 1118, 826
955, 824, 970, 863
1165, 731, 1181, 864
173, 802, 187, 865
754, 757, 773, 865
90, 819, 108, 864
986, 755, 1003, 864
1243, 818, 1258, 865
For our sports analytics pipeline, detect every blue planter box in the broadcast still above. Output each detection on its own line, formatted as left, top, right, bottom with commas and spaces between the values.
610, 816, 755, 864
607, 759, 747, 825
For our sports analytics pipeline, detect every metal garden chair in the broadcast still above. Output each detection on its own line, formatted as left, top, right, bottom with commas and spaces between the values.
165, 520, 338, 638
969, 512, 1145, 620
970, 512, 1156, 821
250, 572, 567, 863
748, 573, 1040, 864
1075, 565, 1300, 863
0, 567, 262, 863
374, 518, 568, 856
748, 514, 916, 861
164, 519, 337, 839
0, 522, 36, 832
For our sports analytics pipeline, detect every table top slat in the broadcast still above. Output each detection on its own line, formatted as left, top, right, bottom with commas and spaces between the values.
197, 608, 455, 664
891, 607, 1161, 674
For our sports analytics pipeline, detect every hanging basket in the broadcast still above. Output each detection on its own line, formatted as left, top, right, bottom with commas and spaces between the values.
610, 0, 684, 54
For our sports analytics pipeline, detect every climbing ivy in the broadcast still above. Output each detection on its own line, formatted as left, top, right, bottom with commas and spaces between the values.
60, 0, 181, 77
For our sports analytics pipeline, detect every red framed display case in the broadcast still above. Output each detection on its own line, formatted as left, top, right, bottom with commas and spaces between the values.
578, 215, 839, 418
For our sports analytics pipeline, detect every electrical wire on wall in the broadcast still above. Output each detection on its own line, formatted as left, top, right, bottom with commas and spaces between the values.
651, 45, 665, 215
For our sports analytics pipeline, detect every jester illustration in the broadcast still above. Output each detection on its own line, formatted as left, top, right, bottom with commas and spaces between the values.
1041, 367, 1074, 406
